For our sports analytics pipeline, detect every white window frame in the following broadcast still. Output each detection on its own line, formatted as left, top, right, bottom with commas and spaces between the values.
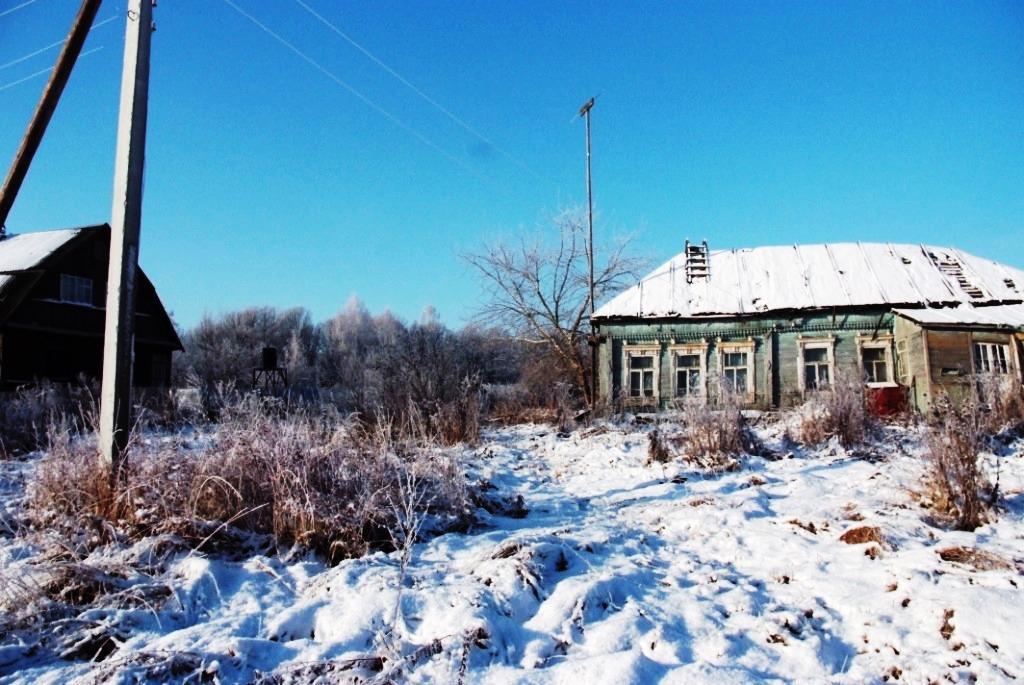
972, 341, 1011, 375
856, 334, 895, 387
669, 340, 708, 402
718, 339, 755, 403
622, 344, 660, 403
797, 336, 836, 393
59, 274, 93, 306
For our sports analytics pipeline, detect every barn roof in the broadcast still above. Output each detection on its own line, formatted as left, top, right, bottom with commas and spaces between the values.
0, 225, 182, 350
593, 242, 1024, 321
0, 227, 84, 296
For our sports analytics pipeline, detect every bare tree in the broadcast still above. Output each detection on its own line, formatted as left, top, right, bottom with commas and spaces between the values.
464, 210, 643, 407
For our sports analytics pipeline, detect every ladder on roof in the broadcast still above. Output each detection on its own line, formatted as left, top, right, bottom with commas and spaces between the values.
684, 239, 710, 283
926, 249, 985, 299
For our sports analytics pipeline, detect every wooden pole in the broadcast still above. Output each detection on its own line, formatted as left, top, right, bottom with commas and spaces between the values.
99, 0, 153, 475
0, 0, 102, 233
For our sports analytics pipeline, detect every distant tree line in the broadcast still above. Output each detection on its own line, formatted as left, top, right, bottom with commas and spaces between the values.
172, 298, 523, 419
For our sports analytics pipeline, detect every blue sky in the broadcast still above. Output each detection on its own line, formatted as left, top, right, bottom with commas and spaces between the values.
1, 0, 1022, 329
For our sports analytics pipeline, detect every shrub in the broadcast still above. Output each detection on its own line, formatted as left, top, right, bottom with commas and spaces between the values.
29, 395, 471, 562
923, 395, 990, 531
652, 390, 751, 471
974, 372, 1024, 435
680, 389, 748, 462
0, 381, 96, 457
646, 429, 671, 465
796, 369, 869, 447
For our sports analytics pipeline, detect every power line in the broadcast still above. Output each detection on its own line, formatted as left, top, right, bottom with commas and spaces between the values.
0, 14, 117, 73
0, 45, 102, 93
0, 0, 43, 20
222, 0, 475, 175
292, 0, 555, 187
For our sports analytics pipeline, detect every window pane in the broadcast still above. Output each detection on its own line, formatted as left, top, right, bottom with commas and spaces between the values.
872, 361, 888, 383
804, 366, 818, 389
725, 352, 747, 367
630, 371, 641, 396
734, 368, 747, 393
804, 347, 827, 363
60, 274, 92, 305
676, 370, 687, 396
677, 354, 700, 368
974, 344, 989, 373
630, 356, 654, 370
643, 371, 654, 396
995, 346, 1008, 373
862, 348, 884, 363
689, 370, 702, 393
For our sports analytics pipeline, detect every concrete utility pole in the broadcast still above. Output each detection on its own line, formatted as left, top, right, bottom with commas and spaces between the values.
100, 0, 154, 477
578, 97, 596, 406
0, 0, 102, 234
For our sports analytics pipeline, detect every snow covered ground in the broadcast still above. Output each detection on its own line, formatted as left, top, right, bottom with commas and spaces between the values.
2, 418, 1023, 684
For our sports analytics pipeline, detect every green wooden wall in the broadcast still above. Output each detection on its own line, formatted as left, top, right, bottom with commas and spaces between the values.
595, 309, 893, 410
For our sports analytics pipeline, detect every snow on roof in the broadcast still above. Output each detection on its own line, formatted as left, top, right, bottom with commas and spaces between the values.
893, 303, 1024, 329
0, 228, 85, 295
593, 242, 1024, 320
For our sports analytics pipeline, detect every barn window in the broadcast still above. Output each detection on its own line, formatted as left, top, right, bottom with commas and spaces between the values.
59, 274, 93, 305
623, 346, 659, 401
973, 342, 1010, 374
797, 337, 835, 393
670, 342, 708, 400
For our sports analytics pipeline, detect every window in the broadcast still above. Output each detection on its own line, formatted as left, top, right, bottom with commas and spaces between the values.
670, 341, 707, 400
974, 342, 1010, 374
858, 336, 894, 386
895, 339, 909, 385
59, 274, 93, 305
798, 338, 835, 393
723, 351, 749, 394
674, 353, 702, 397
623, 347, 659, 401
718, 339, 755, 402
861, 347, 888, 383
803, 347, 831, 389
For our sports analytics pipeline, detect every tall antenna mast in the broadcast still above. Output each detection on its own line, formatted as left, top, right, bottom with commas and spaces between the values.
579, 96, 596, 406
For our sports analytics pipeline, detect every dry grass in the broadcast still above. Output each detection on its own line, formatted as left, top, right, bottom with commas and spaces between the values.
0, 382, 96, 457
646, 392, 753, 471
838, 525, 884, 545
923, 395, 991, 531
974, 373, 1024, 435
795, 369, 869, 448
28, 395, 471, 563
936, 546, 1014, 571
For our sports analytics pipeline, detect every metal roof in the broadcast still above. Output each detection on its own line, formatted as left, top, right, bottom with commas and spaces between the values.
893, 304, 1024, 329
593, 242, 1024, 320
0, 228, 83, 296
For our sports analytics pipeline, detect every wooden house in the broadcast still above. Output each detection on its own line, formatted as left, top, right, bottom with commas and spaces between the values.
0, 225, 182, 389
591, 241, 1024, 412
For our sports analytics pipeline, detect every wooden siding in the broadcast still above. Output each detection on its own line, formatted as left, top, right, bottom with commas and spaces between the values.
0, 229, 179, 389
894, 315, 930, 411
595, 309, 894, 410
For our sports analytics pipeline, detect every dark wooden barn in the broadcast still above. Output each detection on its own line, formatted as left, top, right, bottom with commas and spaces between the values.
0, 225, 181, 389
